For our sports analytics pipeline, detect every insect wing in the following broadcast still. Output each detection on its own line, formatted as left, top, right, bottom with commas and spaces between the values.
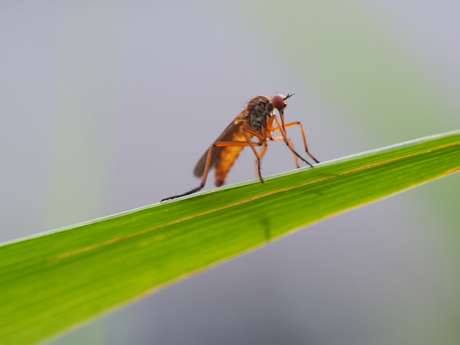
193, 110, 248, 178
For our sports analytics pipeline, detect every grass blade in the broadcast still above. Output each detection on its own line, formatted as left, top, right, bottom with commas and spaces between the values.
0, 130, 459, 345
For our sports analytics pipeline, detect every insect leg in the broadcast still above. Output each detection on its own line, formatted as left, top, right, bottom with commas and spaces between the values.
162, 137, 266, 201
271, 117, 314, 167
215, 129, 265, 183
256, 141, 269, 180
283, 121, 320, 163
240, 128, 266, 183
161, 145, 215, 201
272, 137, 302, 168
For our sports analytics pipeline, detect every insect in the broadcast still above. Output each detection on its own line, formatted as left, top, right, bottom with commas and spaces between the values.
161, 94, 319, 201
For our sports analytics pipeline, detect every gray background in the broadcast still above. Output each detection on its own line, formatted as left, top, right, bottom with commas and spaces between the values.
1, 1, 460, 344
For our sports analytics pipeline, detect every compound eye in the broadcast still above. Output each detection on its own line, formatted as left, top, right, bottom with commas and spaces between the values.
272, 94, 287, 110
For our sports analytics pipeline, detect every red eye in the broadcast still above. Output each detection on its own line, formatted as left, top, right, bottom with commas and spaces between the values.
272, 94, 286, 110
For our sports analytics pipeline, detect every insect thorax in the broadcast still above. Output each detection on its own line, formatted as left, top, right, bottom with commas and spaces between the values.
246, 96, 274, 131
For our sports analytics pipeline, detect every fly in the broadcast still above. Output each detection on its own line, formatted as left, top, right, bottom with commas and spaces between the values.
161, 94, 319, 201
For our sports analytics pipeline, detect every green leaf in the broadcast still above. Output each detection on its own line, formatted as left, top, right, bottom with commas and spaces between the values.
1, 130, 459, 345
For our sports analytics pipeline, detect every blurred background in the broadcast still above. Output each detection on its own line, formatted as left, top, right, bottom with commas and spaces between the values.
1, 1, 460, 344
